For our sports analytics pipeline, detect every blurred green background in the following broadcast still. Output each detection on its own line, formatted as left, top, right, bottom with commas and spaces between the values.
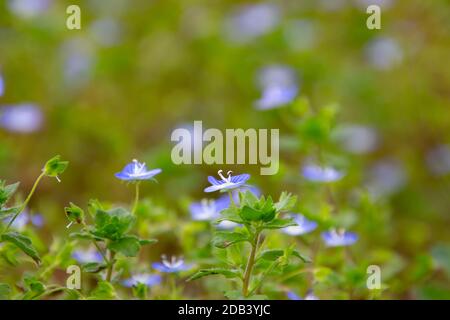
0, 0, 450, 299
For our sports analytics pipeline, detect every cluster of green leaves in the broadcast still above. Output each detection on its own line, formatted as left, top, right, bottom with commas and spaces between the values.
66, 200, 157, 277
189, 191, 310, 299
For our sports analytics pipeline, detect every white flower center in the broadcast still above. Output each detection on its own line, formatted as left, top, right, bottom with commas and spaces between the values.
161, 255, 184, 269
217, 169, 233, 183
130, 159, 146, 177
329, 228, 346, 242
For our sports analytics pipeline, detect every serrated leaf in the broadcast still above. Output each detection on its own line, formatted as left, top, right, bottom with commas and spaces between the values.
263, 218, 296, 229
139, 239, 157, 246
240, 205, 264, 221
291, 250, 312, 263
93, 207, 135, 240
82, 262, 107, 273
258, 249, 284, 261
212, 231, 249, 248
275, 192, 297, 212
216, 207, 244, 224
188, 268, 241, 281
89, 281, 116, 300
108, 235, 141, 257
1, 232, 41, 265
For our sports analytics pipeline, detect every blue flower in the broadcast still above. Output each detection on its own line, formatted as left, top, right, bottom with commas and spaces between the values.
224, 3, 280, 43
72, 248, 103, 264
282, 214, 317, 236
321, 229, 358, 247
2, 210, 44, 231
0, 104, 43, 133
204, 170, 250, 193
7, 0, 51, 19
302, 164, 344, 182
365, 36, 402, 70
115, 159, 162, 182
152, 255, 193, 273
216, 220, 240, 230
255, 84, 298, 110
287, 290, 319, 300
255, 65, 299, 110
334, 124, 378, 154
190, 197, 228, 221
122, 273, 162, 288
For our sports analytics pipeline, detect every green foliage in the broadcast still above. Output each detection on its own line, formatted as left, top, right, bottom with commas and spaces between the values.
43, 155, 69, 179
1, 232, 40, 265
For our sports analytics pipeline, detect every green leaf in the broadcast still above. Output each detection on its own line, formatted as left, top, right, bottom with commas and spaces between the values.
132, 283, 148, 300
69, 231, 104, 241
108, 235, 141, 257
0, 206, 19, 220
240, 205, 264, 221
89, 281, 116, 300
262, 218, 296, 229
82, 262, 107, 273
224, 290, 244, 300
0, 283, 11, 299
274, 192, 297, 212
257, 249, 284, 261
64, 202, 85, 226
43, 155, 69, 178
0, 181, 20, 206
188, 268, 241, 281
212, 231, 249, 248
139, 239, 158, 246
93, 207, 135, 240
1, 232, 41, 265
23, 276, 46, 295
291, 250, 312, 263
216, 207, 244, 224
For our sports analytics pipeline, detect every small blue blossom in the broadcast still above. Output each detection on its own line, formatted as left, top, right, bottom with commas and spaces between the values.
115, 159, 162, 182
302, 164, 344, 182
72, 248, 103, 264
2, 211, 44, 231
282, 214, 318, 236
321, 229, 358, 247
204, 170, 250, 193
0, 104, 43, 133
426, 144, 450, 176
366, 160, 406, 198
122, 273, 162, 288
190, 197, 228, 221
216, 220, 240, 230
334, 124, 378, 154
224, 3, 280, 43
255, 65, 299, 110
7, 0, 51, 19
152, 255, 193, 273
365, 36, 402, 70
287, 290, 319, 300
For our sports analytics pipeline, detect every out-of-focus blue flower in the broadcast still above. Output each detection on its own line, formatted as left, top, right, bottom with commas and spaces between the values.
122, 273, 162, 288
60, 38, 95, 88
426, 145, 450, 176
216, 220, 240, 230
190, 197, 228, 221
7, 0, 51, 18
2, 210, 44, 231
115, 159, 162, 182
302, 164, 344, 182
255, 65, 299, 110
0, 73, 4, 96
224, 3, 280, 43
334, 125, 378, 154
0, 104, 43, 133
152, 255, 193, 273
282, 214, 317, 236
204, 170, 250, 193
366, 160, 406, 198
321, 229, 358, 247
354, 0, 394, 10
90, 18, 123, 47
365, 37, 402, 70
287, 290, 319, 300
72, 248, 103, 264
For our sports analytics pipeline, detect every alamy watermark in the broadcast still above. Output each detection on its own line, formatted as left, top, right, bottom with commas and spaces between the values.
171, 121, 279, 175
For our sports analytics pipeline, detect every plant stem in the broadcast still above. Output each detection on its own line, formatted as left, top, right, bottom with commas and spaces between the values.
242, 231, 261, 297
228, 191, 235, 207
105, 250, 116, 282
5, 171, 45, 232
132, 182, 140, 215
